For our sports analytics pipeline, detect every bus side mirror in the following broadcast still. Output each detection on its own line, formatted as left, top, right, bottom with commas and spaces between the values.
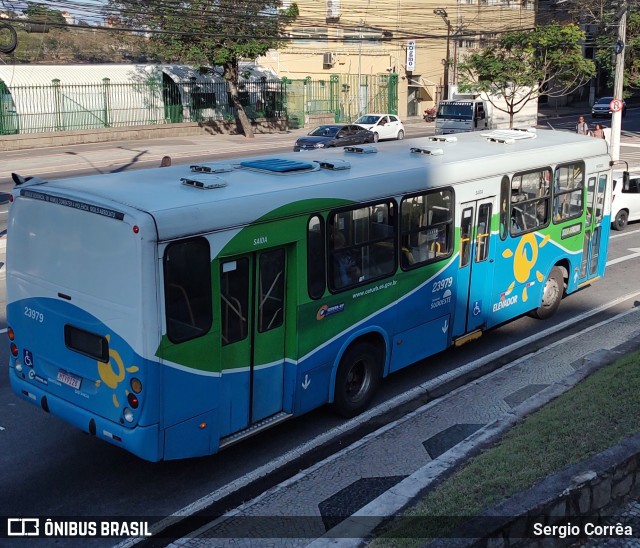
623, 171, 630, 191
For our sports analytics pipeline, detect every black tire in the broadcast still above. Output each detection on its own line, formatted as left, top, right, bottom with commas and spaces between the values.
332, 342, 382, 418
372, 132, 379, 143
531, 266, 564, 320
396, 129, 405, 140
613, 210, 628, 231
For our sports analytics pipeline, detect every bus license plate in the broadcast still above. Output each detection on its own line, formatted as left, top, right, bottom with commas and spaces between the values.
57, 370, 82, 390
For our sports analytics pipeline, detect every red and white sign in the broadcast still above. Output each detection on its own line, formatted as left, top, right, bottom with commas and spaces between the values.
610, 98, 624, 113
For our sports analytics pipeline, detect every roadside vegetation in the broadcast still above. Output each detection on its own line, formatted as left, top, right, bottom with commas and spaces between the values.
372, 349, 640, 545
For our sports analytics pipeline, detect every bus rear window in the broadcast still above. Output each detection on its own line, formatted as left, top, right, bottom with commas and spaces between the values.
163, 238, 213, 343
64, 325, 109, 362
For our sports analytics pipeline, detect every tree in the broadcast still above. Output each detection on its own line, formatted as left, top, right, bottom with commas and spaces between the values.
106, 0, 298, 138
457, 23, 595, 127
548, 0, 639, 93
593, 7, 640, 90
23, 2, 67, 30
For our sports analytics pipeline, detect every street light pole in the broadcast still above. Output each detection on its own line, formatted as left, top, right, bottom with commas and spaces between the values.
433, 8, 451, 100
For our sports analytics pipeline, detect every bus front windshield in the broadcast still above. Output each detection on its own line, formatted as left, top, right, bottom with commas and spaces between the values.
437, 102, 473, 120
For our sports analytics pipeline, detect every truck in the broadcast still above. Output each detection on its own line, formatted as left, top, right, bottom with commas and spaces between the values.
435, 88, 538, 135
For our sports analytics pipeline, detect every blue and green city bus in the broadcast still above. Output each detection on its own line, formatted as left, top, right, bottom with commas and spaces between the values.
7, 129, 611, 461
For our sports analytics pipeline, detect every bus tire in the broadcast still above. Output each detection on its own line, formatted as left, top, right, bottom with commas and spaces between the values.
613, 210, 628, 231
531, 266, 564, 320
332, 342, 382, 418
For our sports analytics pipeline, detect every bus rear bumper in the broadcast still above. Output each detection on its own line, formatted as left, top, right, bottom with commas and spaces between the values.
10, 370, 162, 462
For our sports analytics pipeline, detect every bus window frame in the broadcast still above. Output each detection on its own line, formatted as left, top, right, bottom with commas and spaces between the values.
510, 167, 552, 237
307, 215, 326, 300
552, 161, 586, 224
163, 236, 213, 344
327, 199, 397, 293
399, 187, 454, 270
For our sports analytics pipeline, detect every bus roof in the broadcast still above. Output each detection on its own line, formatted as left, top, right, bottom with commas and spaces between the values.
15, 129, 609, 241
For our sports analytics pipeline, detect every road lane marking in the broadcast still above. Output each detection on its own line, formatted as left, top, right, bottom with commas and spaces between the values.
607, 247, 640, 266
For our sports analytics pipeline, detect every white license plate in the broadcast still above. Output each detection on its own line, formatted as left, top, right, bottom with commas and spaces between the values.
57, 370, 82, 390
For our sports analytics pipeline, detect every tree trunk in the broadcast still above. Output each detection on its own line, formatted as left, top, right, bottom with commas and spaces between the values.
224, 62, 255, 139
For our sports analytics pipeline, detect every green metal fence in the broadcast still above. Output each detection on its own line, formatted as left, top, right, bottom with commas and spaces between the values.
0, 74, 397, 135
283, 73, 398, 127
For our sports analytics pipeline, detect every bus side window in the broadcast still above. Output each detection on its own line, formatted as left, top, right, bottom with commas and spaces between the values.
164, 237, 213, 344
400, 189, 453, 269
307, 216, 326, 299
460, 207, 473, 267
328, 201, 396, 292
499, 175, 510, 240
475, 203, 491, 262
220, 258, 249, 345
553, 163, 585, 223
511, 168, 551, 235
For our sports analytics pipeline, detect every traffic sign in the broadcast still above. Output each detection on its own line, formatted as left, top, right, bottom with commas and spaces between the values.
610, 98, 624, 113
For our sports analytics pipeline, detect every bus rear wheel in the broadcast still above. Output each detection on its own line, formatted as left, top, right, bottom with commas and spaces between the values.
332, 342, 382, 418
531, 266, 564, 320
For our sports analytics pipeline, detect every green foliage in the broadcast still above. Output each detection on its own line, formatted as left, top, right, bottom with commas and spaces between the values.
106, 0, 297, 135
594, 8, 640, 91
374, 351, 640, 544
24, 2, 67, 28
457, 23, 595, 124
107, 0, 296, 68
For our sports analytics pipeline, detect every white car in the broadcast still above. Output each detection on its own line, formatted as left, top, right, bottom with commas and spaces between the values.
354, 114, 405, 141
611, 171, 640, 231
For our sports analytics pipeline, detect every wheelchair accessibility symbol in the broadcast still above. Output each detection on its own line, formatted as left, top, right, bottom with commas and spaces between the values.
473, 301, 482, 316
23, 349, 33, 367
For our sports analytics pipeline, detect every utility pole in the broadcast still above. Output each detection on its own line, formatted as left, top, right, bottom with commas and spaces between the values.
433, 8, 451, 100
358, 19, 363, 116
610, 2, 627, 162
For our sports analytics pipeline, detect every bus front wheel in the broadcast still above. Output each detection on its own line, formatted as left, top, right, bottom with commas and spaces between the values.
332, 342, 382, 418
531, 266, 564, 320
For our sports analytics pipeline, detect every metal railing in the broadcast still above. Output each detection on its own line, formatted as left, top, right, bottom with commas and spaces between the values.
0, 74, 398, 135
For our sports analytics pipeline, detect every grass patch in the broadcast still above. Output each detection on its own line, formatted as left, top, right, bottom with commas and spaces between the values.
372, 350, 640, 545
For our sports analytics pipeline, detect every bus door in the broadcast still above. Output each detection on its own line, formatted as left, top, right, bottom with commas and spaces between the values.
453, 197, 496, 337
580, 172, 609, 281
219, 247, 287, 429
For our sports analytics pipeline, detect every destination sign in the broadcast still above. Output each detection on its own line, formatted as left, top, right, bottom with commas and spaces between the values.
21, 189, 125, 220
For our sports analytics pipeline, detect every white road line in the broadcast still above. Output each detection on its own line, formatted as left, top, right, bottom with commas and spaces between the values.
607, 247, 640, 266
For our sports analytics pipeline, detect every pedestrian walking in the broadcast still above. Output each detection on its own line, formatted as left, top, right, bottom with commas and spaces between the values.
576, 116, 590, 136
160, 156, 172, 167
592, 124, 605, 139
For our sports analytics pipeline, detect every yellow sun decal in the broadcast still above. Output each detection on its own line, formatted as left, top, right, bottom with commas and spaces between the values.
501, 233, 550, 302
96, 334, 140, 408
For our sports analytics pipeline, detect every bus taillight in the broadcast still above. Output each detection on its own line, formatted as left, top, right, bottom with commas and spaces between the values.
10, 343, 18, 357
7, 327, 15, 341
127, 393, 139, 409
